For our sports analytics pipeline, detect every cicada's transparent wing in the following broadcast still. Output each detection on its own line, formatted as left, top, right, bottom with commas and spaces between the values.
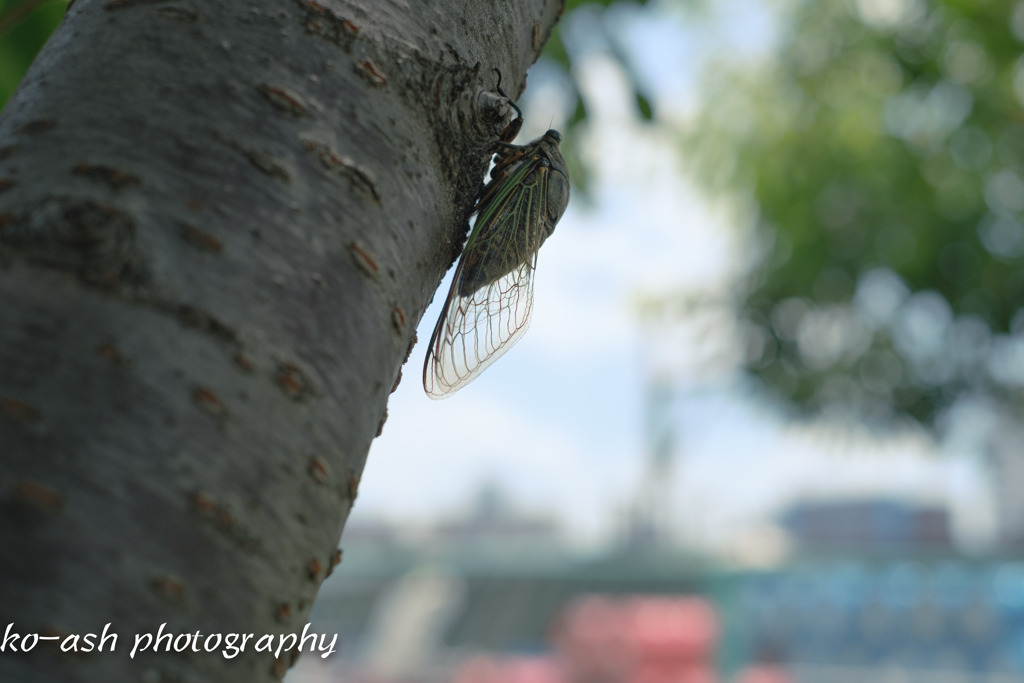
423, 160, 549, 398
423, 256, 537, 397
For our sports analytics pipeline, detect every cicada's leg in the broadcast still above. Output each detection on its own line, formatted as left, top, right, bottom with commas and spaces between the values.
489, 143, 531, 181
493, 69, 523, 144
479, 151, 536, 208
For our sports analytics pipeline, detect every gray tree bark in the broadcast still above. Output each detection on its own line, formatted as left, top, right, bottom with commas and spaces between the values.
0, 0, 563, 681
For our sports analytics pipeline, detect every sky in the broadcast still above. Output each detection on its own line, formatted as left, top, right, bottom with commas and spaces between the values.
343, 0, 996, 558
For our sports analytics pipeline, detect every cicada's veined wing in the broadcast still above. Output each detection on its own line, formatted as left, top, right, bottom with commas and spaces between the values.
423, 255, 538, 398
423, 129, 569, 399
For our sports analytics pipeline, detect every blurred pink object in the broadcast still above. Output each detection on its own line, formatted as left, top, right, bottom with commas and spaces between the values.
553, 595, 719, 683
621, 597, 717, 662
734, 665, 792, 683
453, 655, 564, 683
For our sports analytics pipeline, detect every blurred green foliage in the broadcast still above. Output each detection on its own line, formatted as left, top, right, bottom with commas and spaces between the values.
540, 0, 658, 197
546, 0, 655, 124
689, 0, 1024, 426
0, 0, 66, 110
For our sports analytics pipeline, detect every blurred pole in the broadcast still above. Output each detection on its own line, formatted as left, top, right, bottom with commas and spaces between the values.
633, 296, 681, 548
632, 293, 742, 550
642, 375, 676, 544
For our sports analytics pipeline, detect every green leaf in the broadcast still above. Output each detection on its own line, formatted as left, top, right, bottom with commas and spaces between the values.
0, 0, 67, 110
635, 90, 653, 121
568, 95, 586, 128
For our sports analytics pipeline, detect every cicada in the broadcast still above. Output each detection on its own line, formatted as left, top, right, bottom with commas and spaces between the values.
422, 114, 570, 398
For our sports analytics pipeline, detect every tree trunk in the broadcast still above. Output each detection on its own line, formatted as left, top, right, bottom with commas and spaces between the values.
0, 0, 563, 680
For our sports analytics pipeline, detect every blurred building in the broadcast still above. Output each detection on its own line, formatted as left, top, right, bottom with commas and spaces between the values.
296, 485, 709, 683
288, 487, 1024, 683
433, 483, 564, 557
730, 561, 1024, 680
778, 498, 953, 554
